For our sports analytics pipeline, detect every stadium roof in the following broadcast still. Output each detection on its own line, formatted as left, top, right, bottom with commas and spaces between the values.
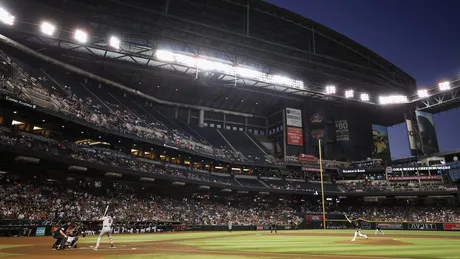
0, 0, 417, 117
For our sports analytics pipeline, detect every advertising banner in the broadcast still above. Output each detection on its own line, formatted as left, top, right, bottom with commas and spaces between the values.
393, 166, 450, 171
377, 223, 403, 230
256, 226, 263, 230
335, 120, 349, 141
35, 227, 46, 236
372, 124, 391, 161
305, 215, 324, 222
405, 118, 421, 155
388, 175, 441, 181
310, 109, 325, 140
5, 96, 37, 109
286, 108, 302, 127
443, 223, 460, 231
301, 166, 321, 172
415, 111, 440, 154
361, 221, 371, 229
287, 127, 303, 146
408, 223, 437, 230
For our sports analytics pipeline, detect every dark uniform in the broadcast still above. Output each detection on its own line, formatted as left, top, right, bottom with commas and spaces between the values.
355, 219, 363, 231
62, 225, 83, 248
270, 223, 277, 234
351, 219, 368, 241
375, 226, 384, 235
52, 222, 70, 250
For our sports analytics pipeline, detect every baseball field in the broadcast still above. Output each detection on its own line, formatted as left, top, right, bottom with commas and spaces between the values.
0, 230, 459, 259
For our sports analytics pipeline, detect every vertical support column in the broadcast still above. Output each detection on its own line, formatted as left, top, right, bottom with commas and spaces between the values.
165, 0, 169, 14
246, 1, 250, 37
312, 30, 316, 54
198, 109, 204, 128
187, 109, 191, 124
244, 117, 248, 132
174, 107, 179, 120
223, 114, 226, 129
282, 109, 287, 159
265, 117, 269, 136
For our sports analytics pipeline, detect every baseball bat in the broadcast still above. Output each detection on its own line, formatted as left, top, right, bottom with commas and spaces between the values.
344, 215, 352, 223
103, 205, 109, 217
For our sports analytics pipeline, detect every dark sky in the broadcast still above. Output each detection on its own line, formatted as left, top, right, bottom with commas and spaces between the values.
266, 0, 460, 160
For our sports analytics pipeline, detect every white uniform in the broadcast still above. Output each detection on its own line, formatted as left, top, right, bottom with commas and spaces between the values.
100, 216, 113, 237
95, 216, 114, 249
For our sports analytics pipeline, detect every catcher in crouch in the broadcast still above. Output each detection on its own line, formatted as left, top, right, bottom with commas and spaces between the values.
345, 215, 368, 241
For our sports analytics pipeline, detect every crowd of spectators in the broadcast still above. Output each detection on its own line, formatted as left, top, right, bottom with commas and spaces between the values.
0, 175, 299, 226
0, 53, 255, 162
299, 203, 460, 223
339, 180, 451, 193
0, 130, 237, 186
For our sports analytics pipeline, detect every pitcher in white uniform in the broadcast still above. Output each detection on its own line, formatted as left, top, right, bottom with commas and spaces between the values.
94, 215, 114, 250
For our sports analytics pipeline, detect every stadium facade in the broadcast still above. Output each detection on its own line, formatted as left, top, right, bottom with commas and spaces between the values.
0, 1, 459, 234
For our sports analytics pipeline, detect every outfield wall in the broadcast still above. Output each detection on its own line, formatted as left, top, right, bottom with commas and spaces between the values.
1, 221, 460, 237
323, 220, 460, 231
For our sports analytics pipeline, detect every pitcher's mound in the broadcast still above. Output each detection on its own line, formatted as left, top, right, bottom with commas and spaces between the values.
336, 238, 412, 246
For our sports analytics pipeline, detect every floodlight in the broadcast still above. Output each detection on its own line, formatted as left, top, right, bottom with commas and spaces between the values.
418, 89, 429, 98
156, 50, 174, 62
345, 90, 354, 98
74, 29, 88, 43
439, 81, 450, 91
109, 36, 120, 49
40, 21, 56, 36
379, 95, 408, 105
325, 85, 336, 95
360, 93, 370, 102
236, 66, 261, 78
0, 8, 14, 25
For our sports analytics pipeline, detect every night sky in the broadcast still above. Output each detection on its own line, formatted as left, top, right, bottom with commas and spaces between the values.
266, 0, 460, 160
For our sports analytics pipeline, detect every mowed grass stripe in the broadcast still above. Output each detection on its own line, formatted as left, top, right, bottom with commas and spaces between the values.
177, 231, 460, 258
80, 231, 247, 243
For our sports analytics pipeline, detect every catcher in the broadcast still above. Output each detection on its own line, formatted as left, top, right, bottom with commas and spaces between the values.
58, 224, 86, 249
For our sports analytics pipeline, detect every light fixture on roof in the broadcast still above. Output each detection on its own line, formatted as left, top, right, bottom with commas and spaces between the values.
325, 85, 336, 95
379, 95, 408, 105
40, 21, 56, 36
345, 90, 354, 98
418, 89, 429, 98
109, 36, 120, 49
360, 93, 370, 102
439, 81, 450, 91
0, 8, 14, 25
74, 29, 88, 43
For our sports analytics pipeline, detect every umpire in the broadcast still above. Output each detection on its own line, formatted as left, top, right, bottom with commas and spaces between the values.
52, 220, 71, 250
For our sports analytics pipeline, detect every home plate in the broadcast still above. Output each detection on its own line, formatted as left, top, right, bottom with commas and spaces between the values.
132, 248, 136, 250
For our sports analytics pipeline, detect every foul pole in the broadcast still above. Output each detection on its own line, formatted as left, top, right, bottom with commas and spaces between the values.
318, 138, 326, 230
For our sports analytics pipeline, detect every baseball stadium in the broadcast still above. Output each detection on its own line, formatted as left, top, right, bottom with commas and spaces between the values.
0, 0, 459, 258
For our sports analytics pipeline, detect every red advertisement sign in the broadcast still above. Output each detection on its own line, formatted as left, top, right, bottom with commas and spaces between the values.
388, 175, 441, 181
256, 226, 263, 230
443, 224, 460, 231
287, 127, 303, 146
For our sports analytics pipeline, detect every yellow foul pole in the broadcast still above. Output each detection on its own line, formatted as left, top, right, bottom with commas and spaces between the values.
318, 138, 326, 230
